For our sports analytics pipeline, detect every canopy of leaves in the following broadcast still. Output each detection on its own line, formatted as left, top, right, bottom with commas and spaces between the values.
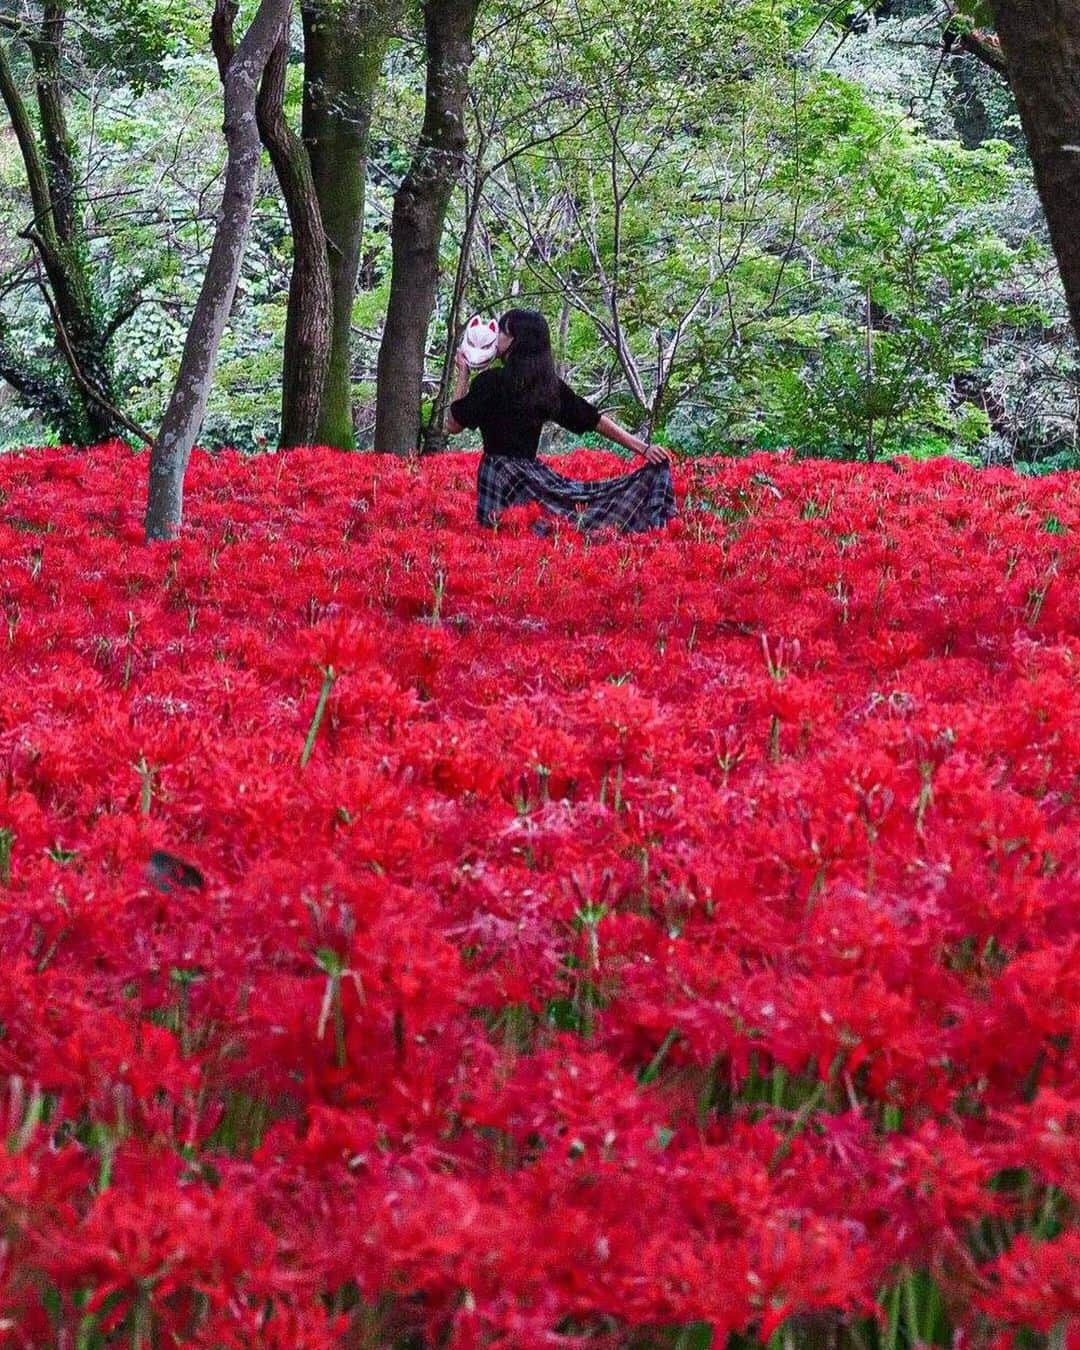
0, 0, 1075, 466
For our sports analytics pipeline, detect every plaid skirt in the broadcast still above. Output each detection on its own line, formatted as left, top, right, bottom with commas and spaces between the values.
477, 455, 677, 533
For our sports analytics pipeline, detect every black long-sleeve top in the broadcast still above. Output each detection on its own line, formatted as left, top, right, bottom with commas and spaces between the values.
450, 367, 601, 459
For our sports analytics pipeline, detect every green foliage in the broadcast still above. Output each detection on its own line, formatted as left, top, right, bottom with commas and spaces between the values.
1017, 447, 1080, 476
430, 0, 1049, 461
0, 0, 1072, 464
692, 83, 1038, 460
73, 0, 201, 93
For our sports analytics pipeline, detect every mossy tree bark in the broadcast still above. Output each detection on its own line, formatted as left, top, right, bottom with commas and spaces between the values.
145, 0, 291, 542
257, 33, 334, 447
374, 0, 481, 455
301, 0, 400, 449
992, 0, 1080, 345
213, 9, 335, 449
0, 3, 117, 442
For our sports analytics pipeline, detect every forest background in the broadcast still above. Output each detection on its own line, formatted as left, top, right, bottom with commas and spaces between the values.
1, 0, 1078, 476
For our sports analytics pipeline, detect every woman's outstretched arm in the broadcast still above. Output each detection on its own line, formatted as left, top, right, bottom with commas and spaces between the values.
595, 414, 673, 465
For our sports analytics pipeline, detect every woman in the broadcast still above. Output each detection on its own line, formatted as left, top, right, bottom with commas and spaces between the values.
446, 309, 677, 534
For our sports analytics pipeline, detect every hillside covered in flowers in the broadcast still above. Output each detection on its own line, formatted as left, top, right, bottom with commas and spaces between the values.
0, 445, 1077, 1348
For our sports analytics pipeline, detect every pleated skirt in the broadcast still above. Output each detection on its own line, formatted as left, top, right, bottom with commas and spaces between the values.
477, 455, 676, 533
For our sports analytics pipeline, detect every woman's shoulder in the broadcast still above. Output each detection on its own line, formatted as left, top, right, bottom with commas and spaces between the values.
467, 366, 507, 408
473, 366, 504, 391
556, 375, 589, 402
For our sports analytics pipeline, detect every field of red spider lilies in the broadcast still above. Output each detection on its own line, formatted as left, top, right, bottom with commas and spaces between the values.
0, 443, 1077, 1349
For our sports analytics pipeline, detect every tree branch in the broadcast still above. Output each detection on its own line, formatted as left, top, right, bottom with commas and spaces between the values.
941, 4, 1009, 77
958, 27, 1008, 76
36, 278, 153, 444
0, 38, 61, 267
102, 293, 151, 345
211, 0, 239, 79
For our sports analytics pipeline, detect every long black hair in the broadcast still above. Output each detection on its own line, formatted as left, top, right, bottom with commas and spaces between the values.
499, 308, 561, 422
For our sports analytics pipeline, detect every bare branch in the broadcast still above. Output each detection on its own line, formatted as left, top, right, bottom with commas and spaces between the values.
36, 278, 153, 444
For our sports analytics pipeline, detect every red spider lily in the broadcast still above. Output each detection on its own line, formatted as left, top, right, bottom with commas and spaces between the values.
0, 444, 1077, 1343
975, 1231, 1080, 1333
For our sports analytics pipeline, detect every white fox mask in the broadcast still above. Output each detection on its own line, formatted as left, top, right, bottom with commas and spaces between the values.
460, 316, 499, 368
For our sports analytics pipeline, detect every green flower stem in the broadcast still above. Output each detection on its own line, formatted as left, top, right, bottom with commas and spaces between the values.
300, 664, 337, 769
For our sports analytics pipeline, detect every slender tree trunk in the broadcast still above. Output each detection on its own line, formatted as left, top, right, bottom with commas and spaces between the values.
374, 0, 482, 455
27, 4, 76, 240
256, 32, 333, 446
425, 160, 487, 451
144, 0, 291, 542
555, 294, 572, 373
0, 4, 115, 442
28, 10, 114, 438
993, 0, 1080, 345
301, 0, 398, 449
215, 9, 336, 447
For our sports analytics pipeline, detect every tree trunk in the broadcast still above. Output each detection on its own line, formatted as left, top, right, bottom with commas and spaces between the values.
993, 0, 1080, 345
374, 0, 481, 455
144, 0, 291, 542
28, 3, 114, 439
256, 31, 333, 447
424, 160, 487, 452
27, 4, 77, 241
301, 0, 398, 449
0, 4, 116, 442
